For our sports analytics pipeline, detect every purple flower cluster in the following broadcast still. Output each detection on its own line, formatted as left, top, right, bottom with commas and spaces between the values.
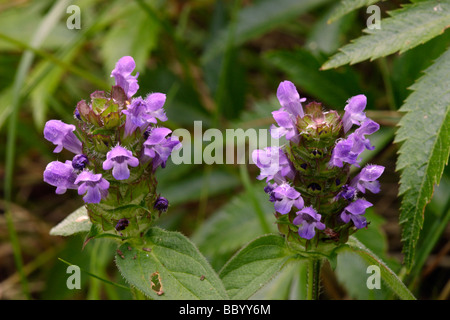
43, 56, 180, 205
253, 80, 385, 242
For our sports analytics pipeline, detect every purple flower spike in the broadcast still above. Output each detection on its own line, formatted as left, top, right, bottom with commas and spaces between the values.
103, 145, 139, 180
340, 199, 373, 229
143, 127, 181, 169
252, 147, 295, 183
44, 120, 82, 154
277, 80, 306, 118
351, 164, 385, 194
111, 56, 139, 98
293, 207, 325, 240
342, 95, 367, 133
75, 171, 110, 204
123, 94, 167, 136
43, 160, 78, 194
270, 109, 298, 142
271, 183, 304, 214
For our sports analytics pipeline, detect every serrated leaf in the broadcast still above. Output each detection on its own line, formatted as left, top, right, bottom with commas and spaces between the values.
343, 237, 416, 300
394, 46, 450, 270
327, 0, 384, 23
218, 234, 294, 300
322, 0, 450, 70
115, 227, 228, 300
49, 206, 92, 236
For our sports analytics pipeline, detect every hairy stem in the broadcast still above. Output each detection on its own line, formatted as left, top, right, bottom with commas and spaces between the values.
307, 258, 322, 300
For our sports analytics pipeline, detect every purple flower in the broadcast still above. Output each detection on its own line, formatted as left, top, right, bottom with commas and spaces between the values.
270, 109, 298, 142
252, 147, 295, 183
337, 184, 357, 201
329, 119, 379, 168
271, 182, 304, 214
122, 94, 168, 136
43, 160, 78, 194
111, 56, 139, 98
264, 182, 276, 195
75, 171, 110, 204
353, 119, 380, 151
342, 95, 367, 133
143, 127, 181, 169
340, 199, 373, 229
329, 135, 362, 167
351, 164, 385, 194
103, 145, 139, 180
44, 120, 82, 154
154, 197, 169, 212
277, 80, 306, 118
72, 154, 89, 171
293, 207, 326, 240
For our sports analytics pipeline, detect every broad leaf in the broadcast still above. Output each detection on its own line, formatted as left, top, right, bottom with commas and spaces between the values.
115, 227, 228, 300
344, 237, 416, 300
191, 186, 277, 270
49, 206, 92, 236
322, 1, 450, 70
394, 46, 450, 270
250, 259, 307, 300
219, 234, 294, 300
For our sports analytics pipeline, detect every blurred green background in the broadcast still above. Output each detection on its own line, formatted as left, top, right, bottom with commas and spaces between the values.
0, 0, 448, 300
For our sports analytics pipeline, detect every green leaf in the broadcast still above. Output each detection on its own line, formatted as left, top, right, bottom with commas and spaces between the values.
394, 46, 450, 270
321, 1, 450, 70
202, 0, 332, 63
250, 259, 307, 299
335, 249, 391, 299
49, 206, 92, 237
327, 0, 384, 23
344, 237, 416, 300
219, 234, 294, 300
115, 227, 228, 300
191, 186, 277, 270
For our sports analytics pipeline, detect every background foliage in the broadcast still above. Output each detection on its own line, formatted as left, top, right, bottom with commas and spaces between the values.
0, 0, 448, 300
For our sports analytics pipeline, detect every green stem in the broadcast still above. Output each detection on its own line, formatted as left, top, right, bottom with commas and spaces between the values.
307, 258, 321, 300
239, 163, 271, 234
